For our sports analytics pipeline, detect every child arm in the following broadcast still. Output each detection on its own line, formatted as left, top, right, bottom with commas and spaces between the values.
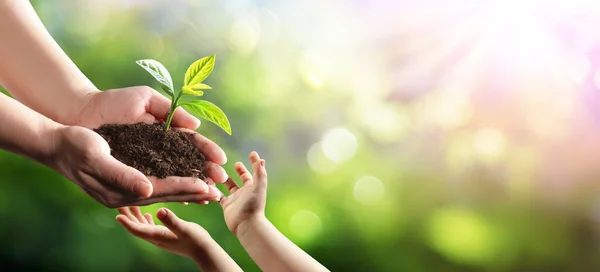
220, 152, 329, 272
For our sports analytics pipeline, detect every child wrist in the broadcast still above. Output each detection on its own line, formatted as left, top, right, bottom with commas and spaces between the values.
235, 214, 267, 238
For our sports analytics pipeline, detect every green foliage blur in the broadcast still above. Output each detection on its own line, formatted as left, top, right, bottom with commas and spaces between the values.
3, 1, 600, 271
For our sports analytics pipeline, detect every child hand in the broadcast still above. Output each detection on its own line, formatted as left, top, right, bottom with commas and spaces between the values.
116, 207, 211, 259
220, 151, 267, 235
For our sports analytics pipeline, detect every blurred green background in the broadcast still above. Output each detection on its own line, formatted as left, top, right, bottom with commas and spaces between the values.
4, 0, 600, 271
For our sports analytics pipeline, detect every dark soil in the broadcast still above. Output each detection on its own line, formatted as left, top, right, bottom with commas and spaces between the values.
94, 123, 206, 179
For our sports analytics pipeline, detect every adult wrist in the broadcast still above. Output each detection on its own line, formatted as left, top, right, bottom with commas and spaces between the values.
33, 119, 66, 167
57, 88, 101, 126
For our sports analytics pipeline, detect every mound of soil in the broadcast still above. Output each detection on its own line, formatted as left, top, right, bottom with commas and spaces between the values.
94, 123, 206, 179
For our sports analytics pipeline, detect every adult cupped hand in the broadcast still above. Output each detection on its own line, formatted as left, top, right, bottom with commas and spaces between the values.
53, 86, 228, 208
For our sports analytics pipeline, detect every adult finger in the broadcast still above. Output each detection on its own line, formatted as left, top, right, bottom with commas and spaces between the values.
198, 180, 225, 202
147, 176, 209, 196
204, 162, 228, 183
156, 208, 189, 236
234, 162, 252, 185
176, 128, 227, 164
92, 153, 153, 197
129, 188, 222, 206
147, 92, 200, 129
223, 177, 240, 194
131, 207, 148, 224
171, 107, 201, 130
139, 113, 158, 125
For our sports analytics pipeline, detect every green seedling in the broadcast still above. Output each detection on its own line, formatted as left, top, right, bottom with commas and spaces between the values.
136, 55, 231, 135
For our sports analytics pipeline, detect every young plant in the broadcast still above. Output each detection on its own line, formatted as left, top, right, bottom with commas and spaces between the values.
136, 55, 231, 135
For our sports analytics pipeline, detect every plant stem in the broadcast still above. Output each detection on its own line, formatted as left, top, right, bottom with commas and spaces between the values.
164, 92, 183, 133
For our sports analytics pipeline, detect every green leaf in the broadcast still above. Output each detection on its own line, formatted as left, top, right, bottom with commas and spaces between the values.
182, 85, 204, 97
191, 83, 212, 90
156, 85, 173, 98
184, 55, 215, 87
181, 100, 231, 135
136, 59, 174, 95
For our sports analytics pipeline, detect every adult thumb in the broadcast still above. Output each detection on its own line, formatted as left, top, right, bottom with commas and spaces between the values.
95, 153, 153, 197
157, 208, 188, 235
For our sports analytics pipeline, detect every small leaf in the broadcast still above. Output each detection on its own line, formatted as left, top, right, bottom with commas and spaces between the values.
181, 100, 231, 135
184, 55, 215, 87
191, 83, 212, 90
182, 86, 204, 96
136, 59, 174, 94
156, 85, 173, 98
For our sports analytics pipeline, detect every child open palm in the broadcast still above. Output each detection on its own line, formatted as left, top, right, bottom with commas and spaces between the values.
117, 152, 329, 272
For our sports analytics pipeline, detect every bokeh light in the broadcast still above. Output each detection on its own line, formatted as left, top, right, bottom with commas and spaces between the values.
426, 208, 510, 267
321, 127, 357, 163
289, 210, 322, 242
306, 142, 337, 174
354, 176, 385, 205
473, 127, 506, 158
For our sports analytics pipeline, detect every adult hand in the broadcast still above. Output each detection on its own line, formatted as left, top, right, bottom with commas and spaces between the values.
50, 125, 224, 208
58, 86, 229, 207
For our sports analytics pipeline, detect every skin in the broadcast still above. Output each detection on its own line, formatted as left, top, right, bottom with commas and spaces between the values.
117, 207, 242, 272
117, 152, 329, 272
0, 0, 228, 207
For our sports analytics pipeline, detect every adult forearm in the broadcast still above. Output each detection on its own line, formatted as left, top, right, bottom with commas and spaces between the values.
191, 239, 243, 272
0, 0, 98, 124
236, 216, 329, 272
0, 93, 62, 165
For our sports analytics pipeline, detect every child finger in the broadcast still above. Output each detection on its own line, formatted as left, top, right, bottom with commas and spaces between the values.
249, 151, 261, 164
144, 213, 155, 225
156, 208, 189, 236
118, 207, 139, 223
223, 177, 240, 194
254, 159, 268, 189
234, 162, 253, 185
234, 161, 250, 176
133, 207, 149, 224
116, 215, 145, 236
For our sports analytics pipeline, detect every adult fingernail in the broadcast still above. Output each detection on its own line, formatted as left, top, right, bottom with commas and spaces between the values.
135, 180, 153, 197
197, 179, 209, 193
157, 208, 167, 219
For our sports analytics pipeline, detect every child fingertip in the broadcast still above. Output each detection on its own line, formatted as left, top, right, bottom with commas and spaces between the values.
260, 159, 265, 167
